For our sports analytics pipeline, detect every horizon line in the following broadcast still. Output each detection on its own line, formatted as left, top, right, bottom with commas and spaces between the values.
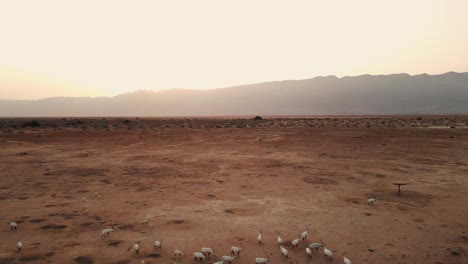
1, 70, 467, 101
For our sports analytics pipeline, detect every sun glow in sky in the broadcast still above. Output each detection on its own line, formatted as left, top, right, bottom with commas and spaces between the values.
0, 0, 467, 99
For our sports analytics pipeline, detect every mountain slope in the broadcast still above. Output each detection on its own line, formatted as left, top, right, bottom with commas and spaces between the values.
1, 72, 468, 116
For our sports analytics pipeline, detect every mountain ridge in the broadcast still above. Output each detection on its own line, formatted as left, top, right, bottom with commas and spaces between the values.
1, 72, 468, 116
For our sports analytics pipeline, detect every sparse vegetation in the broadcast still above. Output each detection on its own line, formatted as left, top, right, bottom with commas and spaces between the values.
0, 118, 466, 263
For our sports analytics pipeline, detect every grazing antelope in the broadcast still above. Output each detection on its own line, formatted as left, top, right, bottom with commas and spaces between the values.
17, 241, 22, 252
279, 245, 288, 259
128, 241, 141, 254
306, 247, 313, 258
309, 242, 322, 253
154, 240, 162, 252
174, 249, 184, 257
100, 225, 115, 238
291, 237, 300, 248
201, 247, 214, 258
343, 252, 352, 264
367, 196, 376, 205
222, 255, 235, 264
231, 243, 244, 257
301, 226, 310, 241
10, 221, 18, 230
257, 229, 263, 245
193, 252, 205, 261
277, 233, 283, 246
323, 244, 333, 261
255, 252, 270, 264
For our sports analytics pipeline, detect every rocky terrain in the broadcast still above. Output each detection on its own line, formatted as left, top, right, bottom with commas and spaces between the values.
1, 116, 468, 131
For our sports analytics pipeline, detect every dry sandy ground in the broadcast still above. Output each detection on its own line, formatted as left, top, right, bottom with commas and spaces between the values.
0, 119, 467, 264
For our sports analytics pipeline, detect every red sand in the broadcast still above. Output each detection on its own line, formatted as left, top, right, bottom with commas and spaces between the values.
0, 119, 467, 263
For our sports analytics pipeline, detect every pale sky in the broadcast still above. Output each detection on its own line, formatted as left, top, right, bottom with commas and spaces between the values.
0, 0, 467, 100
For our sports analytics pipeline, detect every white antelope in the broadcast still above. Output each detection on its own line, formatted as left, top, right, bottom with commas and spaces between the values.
323, 244, 333, 261
174, 249, 184, 257
213, 260, 225, 264
257, 229, 263, 245
231, 243, 244, 257
193, 252, 205, 261
343, 252, 352, 264
291, 237, 300, 248
154, 240, 162, 252
100, 225, 115, 238
201, 247, 214, 257
301, 226, 310, 241
17, 241, 22, 252
127, 241, 141, 254
255, 252, 270, 264
277, 233, 283, 246
10, 221, 18, 230
255, 257, 270, 264
222, 255, 235, 263
279, 245, 288, 259
367, 197, 376, 205
306, 247, 312, 258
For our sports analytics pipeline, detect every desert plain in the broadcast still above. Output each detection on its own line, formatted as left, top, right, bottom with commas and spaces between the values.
0, 117, 467, 264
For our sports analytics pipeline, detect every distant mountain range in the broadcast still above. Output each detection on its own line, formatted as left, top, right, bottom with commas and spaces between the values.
1, 72, 468, 116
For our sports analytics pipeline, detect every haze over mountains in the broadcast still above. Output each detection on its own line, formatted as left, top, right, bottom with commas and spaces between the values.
1, 72, 467, 116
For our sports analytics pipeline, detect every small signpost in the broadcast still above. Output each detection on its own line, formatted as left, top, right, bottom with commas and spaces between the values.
393, 183, 407, 196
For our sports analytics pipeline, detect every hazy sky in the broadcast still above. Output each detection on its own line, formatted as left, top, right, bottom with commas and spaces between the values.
1, 0, 467, 100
